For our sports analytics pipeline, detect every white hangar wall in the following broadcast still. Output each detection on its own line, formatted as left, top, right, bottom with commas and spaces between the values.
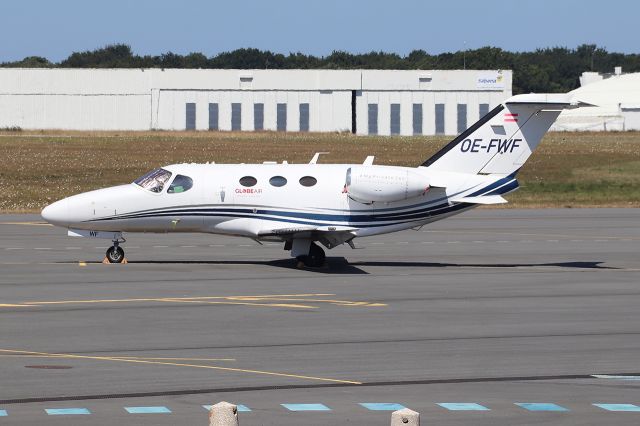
551, 72, 640, 132
0, 69, 512, 135
0, 69, 152, 130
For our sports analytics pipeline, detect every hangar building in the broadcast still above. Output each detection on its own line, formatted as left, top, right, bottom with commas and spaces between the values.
552, 68, 640, 131
0, 68, 511, 135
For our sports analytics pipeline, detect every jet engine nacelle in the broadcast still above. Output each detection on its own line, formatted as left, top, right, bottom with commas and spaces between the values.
345, 166, 430, 204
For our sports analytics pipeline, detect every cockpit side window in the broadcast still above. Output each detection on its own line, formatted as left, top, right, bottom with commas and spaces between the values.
168, 175, 194, 194
134, 168, 172, 193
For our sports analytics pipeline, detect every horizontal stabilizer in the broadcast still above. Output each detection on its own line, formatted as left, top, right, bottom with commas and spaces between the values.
451, 195, 508, 205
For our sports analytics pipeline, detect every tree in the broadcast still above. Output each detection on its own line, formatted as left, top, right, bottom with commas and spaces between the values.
3, 44, 639, 94
60, 44, 136, 68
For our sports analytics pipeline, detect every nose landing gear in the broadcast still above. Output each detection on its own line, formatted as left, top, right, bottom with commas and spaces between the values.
105, 237, 127, 264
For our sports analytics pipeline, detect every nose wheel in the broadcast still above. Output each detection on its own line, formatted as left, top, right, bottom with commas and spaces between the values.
105, 238, 126, 264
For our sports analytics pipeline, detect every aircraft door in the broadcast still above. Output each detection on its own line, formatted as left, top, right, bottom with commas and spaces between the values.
164, 173, 203, 232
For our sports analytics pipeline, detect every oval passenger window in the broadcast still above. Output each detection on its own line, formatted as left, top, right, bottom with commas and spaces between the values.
299, 176, 317, 187
239, 176, 257, 187
269, 176, 287, 187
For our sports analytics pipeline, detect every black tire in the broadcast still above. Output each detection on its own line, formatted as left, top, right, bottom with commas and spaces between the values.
106, 246, 125, 263
305, 243, 326, 267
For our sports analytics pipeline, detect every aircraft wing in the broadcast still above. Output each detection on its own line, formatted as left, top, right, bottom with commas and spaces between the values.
258, 225, 358, 249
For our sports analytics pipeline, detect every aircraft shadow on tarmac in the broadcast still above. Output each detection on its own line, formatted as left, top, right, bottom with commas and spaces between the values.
352, 260, 616, 270
78, 258, 615, 275
120, 258, 368, 274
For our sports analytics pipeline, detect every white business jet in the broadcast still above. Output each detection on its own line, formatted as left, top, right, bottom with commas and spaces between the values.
42, 93, 583, 267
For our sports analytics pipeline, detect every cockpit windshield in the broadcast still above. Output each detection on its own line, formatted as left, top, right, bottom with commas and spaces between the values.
134, 168, 172, 193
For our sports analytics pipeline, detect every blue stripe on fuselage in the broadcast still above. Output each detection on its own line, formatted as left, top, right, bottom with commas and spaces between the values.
89, 202, 473, 229
87, 176, 512, 229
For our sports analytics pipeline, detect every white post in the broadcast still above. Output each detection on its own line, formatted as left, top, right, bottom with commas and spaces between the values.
391, 408, 419, 426
209, 401, 239, 426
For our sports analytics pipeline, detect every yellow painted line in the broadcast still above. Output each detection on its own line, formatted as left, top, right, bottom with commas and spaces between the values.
0, 221, 52, 226
110, 356, 236, 362
0, 349, 361, 385
0, 354, 69, 358
0, 293, 385, 310
23, 293, 335, 305
161, 299, 317, 309
0, 354, 235, 362
0, 303, 38, 307
226, 297, 387, 308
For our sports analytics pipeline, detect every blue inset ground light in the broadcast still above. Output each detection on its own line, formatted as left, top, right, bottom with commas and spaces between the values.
593, 404, 640, 412
45, 408, 91, 415
124, 406, 171, 414
438, 403, 490, 411
516, 403, 569, 412
281, 403, 331, 411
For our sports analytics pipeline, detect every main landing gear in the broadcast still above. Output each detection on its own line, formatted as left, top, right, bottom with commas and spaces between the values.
105, 237, 126, 264
294, 241, 326, 268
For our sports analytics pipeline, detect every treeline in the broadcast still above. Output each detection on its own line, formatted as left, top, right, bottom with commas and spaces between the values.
3, 44, 639, 94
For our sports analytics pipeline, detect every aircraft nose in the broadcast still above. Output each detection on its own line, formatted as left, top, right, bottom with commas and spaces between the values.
41, 199, 69, 226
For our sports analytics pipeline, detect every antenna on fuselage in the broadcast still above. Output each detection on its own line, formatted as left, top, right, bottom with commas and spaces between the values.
309, 152, 329, 164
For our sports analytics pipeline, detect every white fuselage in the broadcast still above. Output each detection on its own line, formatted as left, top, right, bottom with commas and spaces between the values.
41, 162, 514, 243
41, 93, 579, 264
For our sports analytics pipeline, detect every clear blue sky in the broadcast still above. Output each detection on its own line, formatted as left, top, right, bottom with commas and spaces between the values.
2, 0, 637, 62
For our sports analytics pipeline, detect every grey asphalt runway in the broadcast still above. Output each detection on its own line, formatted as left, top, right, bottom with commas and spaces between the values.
1, 208, 639, 425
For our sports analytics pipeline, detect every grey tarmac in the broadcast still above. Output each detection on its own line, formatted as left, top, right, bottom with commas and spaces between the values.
0, 208, 639, 425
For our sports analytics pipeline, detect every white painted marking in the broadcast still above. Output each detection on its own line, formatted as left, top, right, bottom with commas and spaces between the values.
180, 245, 197, 248
34, 247, 52, 250
209, 244, 225, 247
447, 241, 459, 244
153, 245, 169, 248
496, 240, 509, 243
421, 241, 434, 244
5, 247, 23, 250
65, 247, 82, 250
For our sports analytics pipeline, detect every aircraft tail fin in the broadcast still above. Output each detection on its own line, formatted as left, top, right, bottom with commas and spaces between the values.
421, 94, 585, 175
